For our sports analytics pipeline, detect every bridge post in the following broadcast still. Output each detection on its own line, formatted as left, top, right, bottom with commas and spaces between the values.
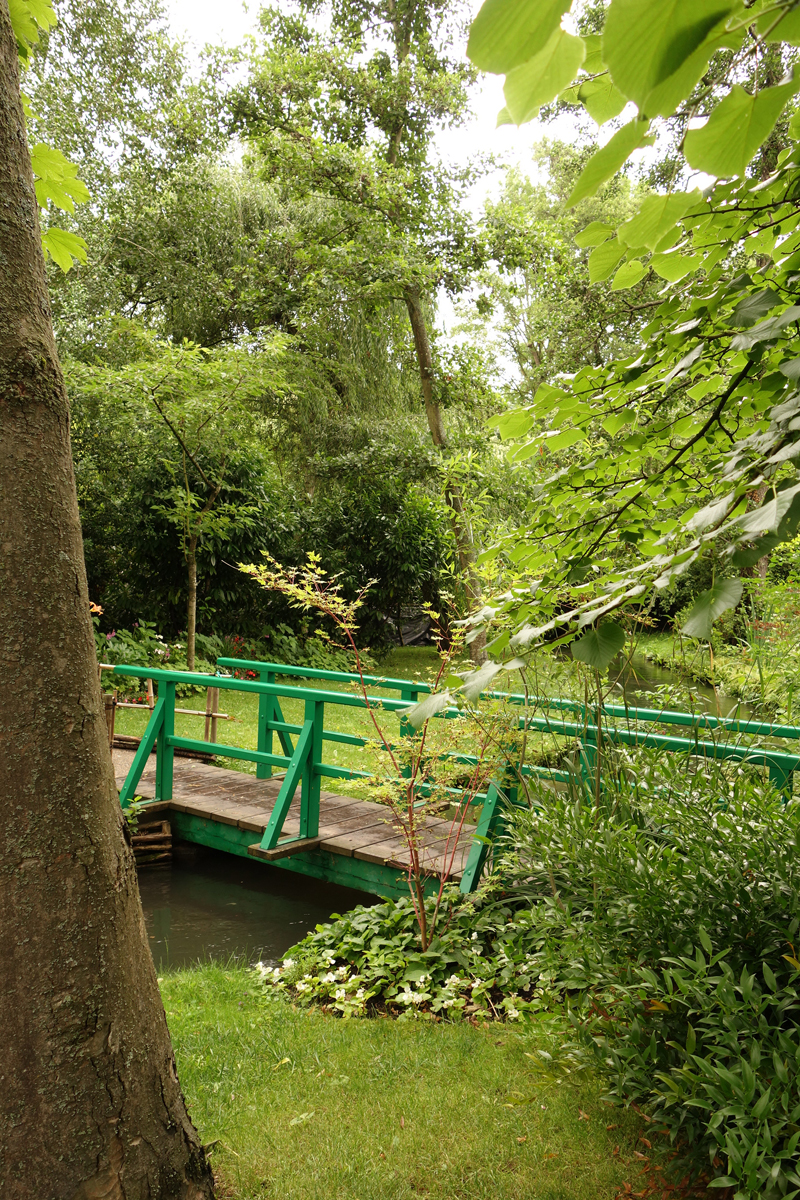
155, 680, 175, 801
256, 670, 275, 779
299, 699, 324, 839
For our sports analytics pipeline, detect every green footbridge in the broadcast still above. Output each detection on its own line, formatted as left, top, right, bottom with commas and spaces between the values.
113, 658, 800, 899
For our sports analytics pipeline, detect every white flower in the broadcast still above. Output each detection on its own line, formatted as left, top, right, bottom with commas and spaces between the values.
283, 958, 295, 969
356, 988, 365, 999
322, 971, 337, 983
447, 974, 463, 988
334, 987, 346, 1000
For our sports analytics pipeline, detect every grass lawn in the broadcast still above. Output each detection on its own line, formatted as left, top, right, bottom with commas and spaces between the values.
113, 647, 573, 797
162, 964, 663, 1200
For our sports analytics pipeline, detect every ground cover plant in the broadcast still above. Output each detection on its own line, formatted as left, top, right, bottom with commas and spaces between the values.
160, 962, 657, 1200
261, 756, 800, 1198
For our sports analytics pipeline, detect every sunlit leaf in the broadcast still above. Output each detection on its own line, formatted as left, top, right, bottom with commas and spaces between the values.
575, 221, 615, 248
685, 77, 800, 178
602, 0, 739, 112
618, 191, 701, 251
467, 0, 572, 74
577, 76, 628, 124
566, 119, 652, 207
504, 28, 586, 123
41, 227, 88, 272
611, 259, 647, 290
588, 237, 627, 283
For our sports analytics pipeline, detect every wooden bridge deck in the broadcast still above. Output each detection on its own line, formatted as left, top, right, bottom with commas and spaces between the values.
115, 757, 476, 897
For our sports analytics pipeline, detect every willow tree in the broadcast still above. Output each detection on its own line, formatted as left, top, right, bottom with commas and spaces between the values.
0, 1, 214, 1194
234, 1, 491, 654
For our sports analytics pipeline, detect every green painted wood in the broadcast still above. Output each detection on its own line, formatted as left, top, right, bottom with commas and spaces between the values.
459, 783, 504, 894
216, 657, 433, 695
300, 700, 323, 840
155, 681, 176, 801
168, 809, 426, 899
259, 719, 314, 851
119, 696, 165, 807
166, 735, 291, 770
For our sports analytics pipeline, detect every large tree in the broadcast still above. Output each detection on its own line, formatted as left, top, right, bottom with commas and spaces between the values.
234, 0, 493, 654
0, 1, 214, 1195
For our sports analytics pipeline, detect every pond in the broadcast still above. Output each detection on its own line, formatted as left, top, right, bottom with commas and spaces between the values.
617, 654, 754, 720
138, 842, 376, 971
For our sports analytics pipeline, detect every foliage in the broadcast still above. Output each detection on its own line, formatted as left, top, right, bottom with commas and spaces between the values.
463, 0, 800, 658
267, 755, 800, 1194
461, 143, 661, 395
11, 0, 89, 270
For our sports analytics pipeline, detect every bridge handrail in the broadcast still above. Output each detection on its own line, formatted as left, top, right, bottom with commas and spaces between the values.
215, 656, 432, 695
112, 662, 800, 892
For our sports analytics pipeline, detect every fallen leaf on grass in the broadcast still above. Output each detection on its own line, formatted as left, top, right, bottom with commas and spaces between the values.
400, 1116, 405, 1129
578, 1109, 590, 1121
607, 1123, 619, 1131
633, 1151, 649, 1160
289, 1112, 315, 1127
516, 1137, 527, 1144
639, 1137, 652, 1149
273, 1057, 290, 1071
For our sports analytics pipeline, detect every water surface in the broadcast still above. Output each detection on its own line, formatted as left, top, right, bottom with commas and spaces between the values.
138, 843, 376, 970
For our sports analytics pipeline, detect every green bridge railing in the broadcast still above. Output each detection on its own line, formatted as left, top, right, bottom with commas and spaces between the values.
112, 658, 800, 893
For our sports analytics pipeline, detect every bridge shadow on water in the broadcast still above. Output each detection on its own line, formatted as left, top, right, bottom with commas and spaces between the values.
138, 842, 377, 971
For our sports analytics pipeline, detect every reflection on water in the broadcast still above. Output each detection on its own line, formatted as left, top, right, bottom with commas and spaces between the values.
614, 654, 754, 721
138, 843, 376, 970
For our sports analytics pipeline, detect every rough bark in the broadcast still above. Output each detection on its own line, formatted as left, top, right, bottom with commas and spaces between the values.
404, 287, 486, 662
0, 5, 215, 1197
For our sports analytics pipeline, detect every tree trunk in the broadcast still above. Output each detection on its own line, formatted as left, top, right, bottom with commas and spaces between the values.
0, 6, 214, 1197
187, 534, 198, 672
404, 286, 486, 663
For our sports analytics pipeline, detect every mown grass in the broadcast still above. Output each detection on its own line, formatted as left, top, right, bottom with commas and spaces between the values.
162, 963, 660, 1200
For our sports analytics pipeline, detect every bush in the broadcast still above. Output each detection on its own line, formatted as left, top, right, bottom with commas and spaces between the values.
264, 751, 800, 1195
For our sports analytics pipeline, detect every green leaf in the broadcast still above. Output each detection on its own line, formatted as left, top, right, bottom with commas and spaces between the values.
494, 408, 534, 439
401, 691, 453, 730
602, 0, 739, 113
575, 221, 615, 248
577, 76, 628, 124
728, 288, 782, 328
780, 358, 800, 380
611, 259, 647, 290
9, 0, 56, 55
547, 427, 585, 451
685, 77, 800, 178
651, 250, 701, 281
41, 227, 88, 272
571, 621, 626, 671
602, 409, 635, 435
680, 578, 743, 640
618, 191, 701, 251
580, 33, 605, 74
504, 29, 586, 123
467, 0, 572, 74
566, 119, 652, 208
496, 106, 514, 127
30, 144, 90, 215
588, 237, 627, 283
759, 6, 800, 45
